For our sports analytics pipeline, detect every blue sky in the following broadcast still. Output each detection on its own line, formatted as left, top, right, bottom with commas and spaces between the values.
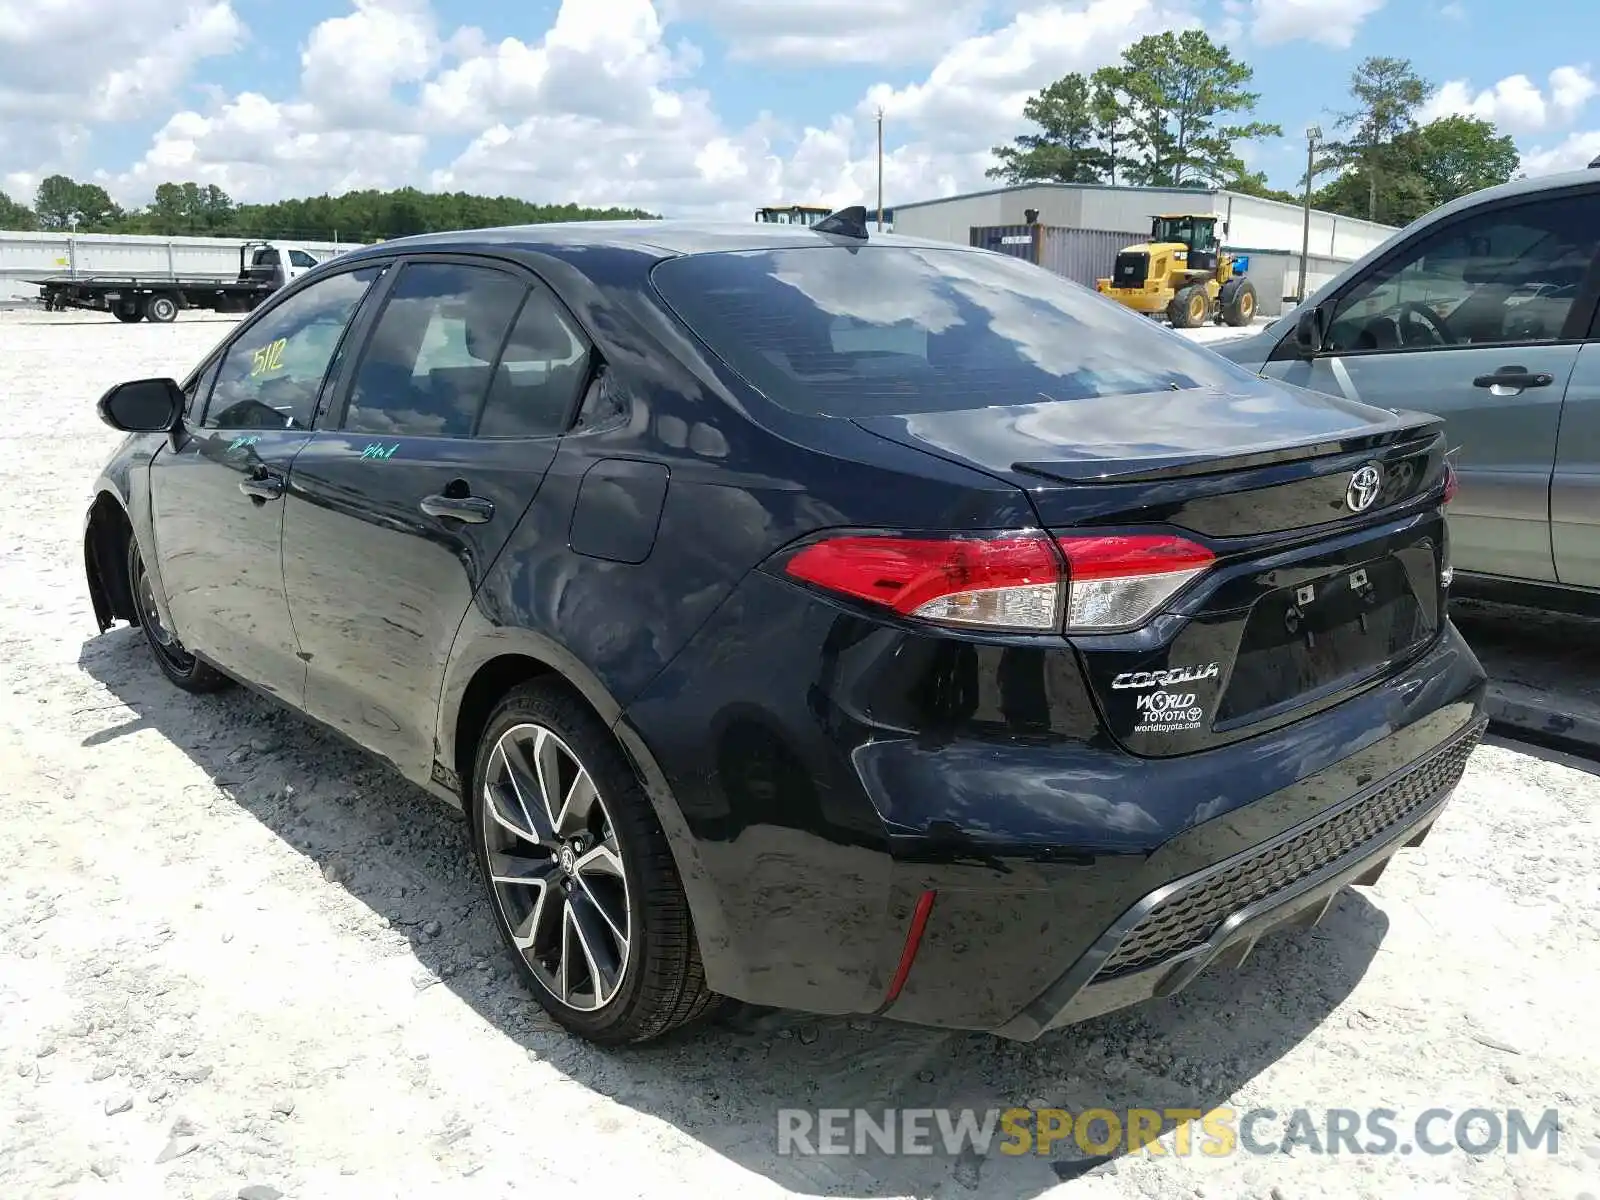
2, 0, 1596, 219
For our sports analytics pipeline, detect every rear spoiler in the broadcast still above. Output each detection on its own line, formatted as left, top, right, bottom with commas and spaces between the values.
1013, 413, 1444, 485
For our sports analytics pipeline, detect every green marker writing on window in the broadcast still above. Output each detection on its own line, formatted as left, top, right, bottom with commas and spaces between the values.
359, 442, 399, 460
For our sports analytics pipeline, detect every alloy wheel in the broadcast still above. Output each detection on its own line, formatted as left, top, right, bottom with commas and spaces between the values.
481, 723, 632, 1012
133, 551, 196, 669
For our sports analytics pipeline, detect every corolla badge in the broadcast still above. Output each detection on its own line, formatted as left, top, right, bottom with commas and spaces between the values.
1346, 463, 1383, 513
1112, 662, 1220, 690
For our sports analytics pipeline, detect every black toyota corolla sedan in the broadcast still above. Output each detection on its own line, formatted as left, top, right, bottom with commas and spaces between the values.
83, 210, 1487, 1045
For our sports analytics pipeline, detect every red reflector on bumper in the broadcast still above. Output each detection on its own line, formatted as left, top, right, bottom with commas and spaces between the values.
884, 889, 937, 1005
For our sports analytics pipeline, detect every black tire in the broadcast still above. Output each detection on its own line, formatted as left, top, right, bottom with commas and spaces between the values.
1167, 285, 1208, 329
471, 680, 723, 1045
1221, 277, 1258, 327
126, 538, 231, 694
144, 293, 179, 323
113, 301, 142, 323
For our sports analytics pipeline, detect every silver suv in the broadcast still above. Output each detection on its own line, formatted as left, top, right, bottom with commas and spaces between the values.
1216, 168, 1600, 614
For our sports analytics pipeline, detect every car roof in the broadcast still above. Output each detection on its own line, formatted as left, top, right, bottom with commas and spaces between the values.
337, 220, 961, 261
1404, 167, 1600, 226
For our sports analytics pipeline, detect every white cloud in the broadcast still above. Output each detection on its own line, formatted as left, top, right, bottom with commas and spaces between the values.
419, 0, 700, 134
1422, 66, 1598, 135
1216, 0, 1247, 43
662, 0, 985, 65
97, 0, 1209, 219
0, 0, 244, 121
0, 0, 245, 196
1550, 65, 1600, 116
1519, 129, 1600, 176
119, 93, 429, 205
1247, 0, 1386, 48
298, 0, 440, 127
865, 0, 1196, 142
1439, 2, 1466, 18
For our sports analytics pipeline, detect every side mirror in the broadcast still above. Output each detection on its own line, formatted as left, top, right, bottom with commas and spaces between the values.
96, 378, 184, 433
1293, 305, 1328, 357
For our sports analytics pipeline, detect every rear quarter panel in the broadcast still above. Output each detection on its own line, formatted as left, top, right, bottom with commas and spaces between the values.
431, 242, 1034, 791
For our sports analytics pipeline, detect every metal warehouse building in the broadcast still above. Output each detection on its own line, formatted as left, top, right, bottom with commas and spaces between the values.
891, 182, 1400, 316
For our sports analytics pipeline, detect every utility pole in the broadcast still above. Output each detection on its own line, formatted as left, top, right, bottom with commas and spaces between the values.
875, 107, 885, 232
1298, 125, 1321, 304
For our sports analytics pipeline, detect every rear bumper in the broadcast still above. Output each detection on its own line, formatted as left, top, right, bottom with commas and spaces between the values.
992, 715, 1482, 1039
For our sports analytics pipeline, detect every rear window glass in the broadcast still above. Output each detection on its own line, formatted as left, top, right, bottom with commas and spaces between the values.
650, 246, 1252, 416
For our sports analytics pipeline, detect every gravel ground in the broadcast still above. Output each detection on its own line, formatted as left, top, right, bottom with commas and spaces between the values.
2, 308, 1598, 1200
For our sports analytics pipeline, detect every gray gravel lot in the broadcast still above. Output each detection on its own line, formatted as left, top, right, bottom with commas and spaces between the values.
1, 308, 1598, 1200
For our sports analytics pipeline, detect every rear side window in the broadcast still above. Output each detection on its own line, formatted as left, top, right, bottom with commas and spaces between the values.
650, 246, 1250, 416
475, 287, 590, 438
342, 262, 524, 438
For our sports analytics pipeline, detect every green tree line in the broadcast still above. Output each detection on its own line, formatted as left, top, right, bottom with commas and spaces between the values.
988, 39, 1523, 227
0, 178, 657, 240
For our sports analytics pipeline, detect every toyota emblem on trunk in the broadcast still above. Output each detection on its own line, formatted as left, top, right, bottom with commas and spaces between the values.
1346, 463, 1383, 513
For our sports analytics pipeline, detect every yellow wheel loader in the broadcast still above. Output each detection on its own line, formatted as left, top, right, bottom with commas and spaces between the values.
1095, 214, 1258, 329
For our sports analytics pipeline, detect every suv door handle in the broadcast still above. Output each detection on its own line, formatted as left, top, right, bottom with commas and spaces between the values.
1472, 365, 1554, 391
420, 493, 494, 524
238, 466, 284, 501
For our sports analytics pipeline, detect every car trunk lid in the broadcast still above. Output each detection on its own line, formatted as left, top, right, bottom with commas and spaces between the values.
853, 384, 1452, 756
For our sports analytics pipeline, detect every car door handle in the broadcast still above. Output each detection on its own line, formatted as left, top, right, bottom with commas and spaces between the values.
1472, 365, 1554, 391
238, 467, 284, 501
420, 493, 494, 523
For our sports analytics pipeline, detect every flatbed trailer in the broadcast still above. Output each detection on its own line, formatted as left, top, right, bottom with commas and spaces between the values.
36, 274, 274, 322
30, 240, 321, 323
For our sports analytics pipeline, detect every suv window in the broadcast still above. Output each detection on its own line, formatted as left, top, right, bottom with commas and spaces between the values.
288, 250, 318, 269
342, 262, 524, 438
650, 245, 1250, 417
204, 266, 382, 430
1326, 193, 1600, 353
475, 287, 590, 438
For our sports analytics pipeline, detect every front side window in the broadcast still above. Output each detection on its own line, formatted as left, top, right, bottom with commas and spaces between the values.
204, 266, 383, 430
342, 262, 526, 438
650, 245, 1252, 417
289, 250, 318, 269
184, 356, 220, 422
1326, 192, 1600, 353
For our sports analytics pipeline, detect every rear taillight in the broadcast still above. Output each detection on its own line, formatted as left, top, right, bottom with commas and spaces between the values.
781, 530, 1215, 633
782, 533, 1062, 631
1443, 462, 1459, 505
1055, 534, 1216, 630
